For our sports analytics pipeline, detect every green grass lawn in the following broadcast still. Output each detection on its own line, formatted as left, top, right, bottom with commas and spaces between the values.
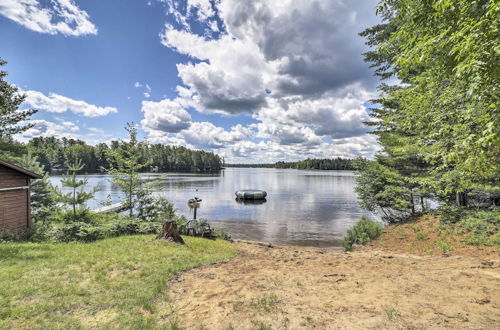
0, 235, 235, 329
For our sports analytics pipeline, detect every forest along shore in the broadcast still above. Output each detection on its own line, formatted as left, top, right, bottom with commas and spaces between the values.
162, 238, 499, 329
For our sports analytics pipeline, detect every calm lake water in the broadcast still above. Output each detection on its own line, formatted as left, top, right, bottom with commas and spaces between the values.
50, 168, 376, 247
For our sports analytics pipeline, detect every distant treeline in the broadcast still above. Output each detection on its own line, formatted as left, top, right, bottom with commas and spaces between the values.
14, 137, 223, 173
225, 163, 274, 168
226, 158, 354, 170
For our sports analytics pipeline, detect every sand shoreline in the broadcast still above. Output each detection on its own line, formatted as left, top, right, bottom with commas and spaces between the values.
160, 240, 499, 329
232, 238, 345, 250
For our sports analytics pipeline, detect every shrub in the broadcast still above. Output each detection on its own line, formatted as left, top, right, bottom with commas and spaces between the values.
50, 208, 95, 224
48, 222, 98, 242
91, 212, 121, 224
214, 228, 232, 241
47, 222, 108, 242
342, 216, 383, 251
104, 219, 161, 236
0, 229, 23, 242
178, 218, 215, 238
137, 189, 176, 222
76, 225, 106, 242
137, 221, 161, 234
439, 205, 466, 224
0, 223, 54, 243
458, 208, 499, 246
176, 217, 232, 241
45, 219, 162, 242
106, 220, 140, 236
29, 222, 50, 242
437, 240, 453, 255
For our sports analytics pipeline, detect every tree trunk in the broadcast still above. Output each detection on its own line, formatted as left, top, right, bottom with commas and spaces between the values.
410, 191, 415, 214
156, 221, 185, 244
129, 172, 133, 217
456, 192, 467, 207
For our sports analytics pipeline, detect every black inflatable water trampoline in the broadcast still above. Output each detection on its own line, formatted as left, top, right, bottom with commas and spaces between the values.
235, 189, 267, 200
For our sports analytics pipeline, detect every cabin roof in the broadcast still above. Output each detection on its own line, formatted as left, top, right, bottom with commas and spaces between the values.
0, 159, 42, 179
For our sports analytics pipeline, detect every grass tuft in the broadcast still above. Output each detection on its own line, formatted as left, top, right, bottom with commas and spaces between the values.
249, 293, 281, 313
383, 305, 401, 321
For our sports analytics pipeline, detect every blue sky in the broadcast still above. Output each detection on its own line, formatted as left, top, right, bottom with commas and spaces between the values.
0, 0, 381, 162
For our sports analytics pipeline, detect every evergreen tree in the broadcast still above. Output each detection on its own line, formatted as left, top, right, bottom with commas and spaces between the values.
17, 153, 56, 223
56, 159, 96, 222
356, 0, 499, 220
0, 59, 37, 137
107, 123, 149, 217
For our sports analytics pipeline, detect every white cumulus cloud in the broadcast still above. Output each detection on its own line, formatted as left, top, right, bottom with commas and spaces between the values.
141, 99, 192, 133
14, 119, 79, 142
144, 0, 382, 162
22, 90, 118, 117
180, 122, 252, 149
0, 0, 97, 36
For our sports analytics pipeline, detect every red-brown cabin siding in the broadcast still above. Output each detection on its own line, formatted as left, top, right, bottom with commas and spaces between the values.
0, 160, 41, 233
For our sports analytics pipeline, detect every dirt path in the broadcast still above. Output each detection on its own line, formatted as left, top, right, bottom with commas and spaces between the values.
160, 242, 500, 329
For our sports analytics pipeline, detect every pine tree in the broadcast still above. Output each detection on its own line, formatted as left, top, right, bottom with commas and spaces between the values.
107, 123, 149, 217
17, 153, 56, 223
0, 59, 37, 137
56, 159, 96, 222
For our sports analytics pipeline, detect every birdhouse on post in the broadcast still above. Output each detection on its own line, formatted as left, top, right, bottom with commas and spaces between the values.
188, 197, 202, 220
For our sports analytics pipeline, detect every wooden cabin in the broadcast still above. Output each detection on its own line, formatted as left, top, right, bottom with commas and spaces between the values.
0, 159, 41, 232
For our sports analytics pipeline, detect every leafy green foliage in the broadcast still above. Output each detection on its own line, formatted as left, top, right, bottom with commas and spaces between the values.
45, 219, 161, 242
48, 222, 105, 242
226, 157, 354, 170
23, 135, 223, 174
354, 158, 418, 222
178, 218, 214, 238
136, 187, 176, 222
356, 0, 499, 223
0, 136, 27, 161
175, 217, 231, 240
438, 205, 466, 224
436, 240, 453, 255
457, 208, 500, 246
50, 208, 94, 224
0, 229, 28, 242
0, 59, 37, 137
342, 216, 383, 251
274, 158, 354, 170
213, 227, 232, 241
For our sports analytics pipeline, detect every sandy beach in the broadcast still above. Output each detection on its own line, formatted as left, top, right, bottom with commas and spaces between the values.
159, 241, 500, 329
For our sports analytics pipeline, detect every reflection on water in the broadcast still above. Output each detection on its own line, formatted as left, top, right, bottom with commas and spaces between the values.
235, 198, 267, 205
50, 168, 375, 246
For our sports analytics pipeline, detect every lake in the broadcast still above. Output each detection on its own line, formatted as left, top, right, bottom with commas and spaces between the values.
50, 167, 376, 247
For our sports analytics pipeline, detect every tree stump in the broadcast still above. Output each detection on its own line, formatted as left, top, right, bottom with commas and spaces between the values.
156, 221, 185, 244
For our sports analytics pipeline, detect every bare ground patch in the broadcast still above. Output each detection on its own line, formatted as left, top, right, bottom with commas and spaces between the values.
160, 242, 499, 329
